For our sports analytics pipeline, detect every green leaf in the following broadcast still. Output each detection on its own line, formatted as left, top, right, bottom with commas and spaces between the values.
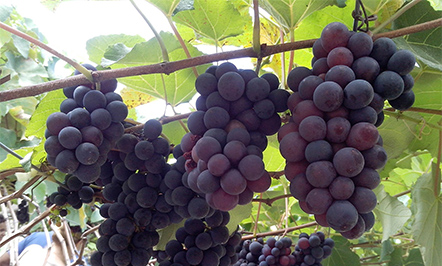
0, 127, 18, 162
322, 236, 361, 266
107, 32, 207, 106
19, 152, 32, 172
410, 171, 442, 266
259, 0, 335, 32
380, 239, 394, 261
4, 51, 48, 86
373, 185, 412, 242
263, 135, 285, 172
227, 203, 252, 235
388, 247, 404, 266
0, 147, 33, 171
146, 0, 193, 17
12, 35, 30, 58
173, 0, 249, 44
86, 34, 145, 65
404, 248, 425, 266
162, 120, 188, 147
393, 0, 442, 71
26, 89, 66, 139
0, 5, 12, 22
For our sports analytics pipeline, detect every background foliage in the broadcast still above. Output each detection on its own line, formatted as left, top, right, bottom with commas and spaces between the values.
0, 0, 441, 265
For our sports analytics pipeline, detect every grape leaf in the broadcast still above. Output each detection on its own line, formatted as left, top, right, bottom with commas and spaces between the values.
373, 185, 412, 241
0, 5, 12, 22
227, 203, 252, 235
156, 220, 185, 250
393, 0, 442, 71
259, 0, 335, 32
322, 236, 361, 266
173, 0, 249, 44
86, 34, 145, 65
405, 248, 425, 266
410, 170, 442, 266
146, 0, 194, 17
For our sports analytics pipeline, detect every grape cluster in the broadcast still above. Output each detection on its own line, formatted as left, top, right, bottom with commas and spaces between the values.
44, 64, 127, 184
156, 214, 241, 266
292, 232, 334, 266
182, 63, 289, 211
47, 174, 96, 213
233, 232, 334, 266
280, 22, 413, 239
16, 200, 29, 224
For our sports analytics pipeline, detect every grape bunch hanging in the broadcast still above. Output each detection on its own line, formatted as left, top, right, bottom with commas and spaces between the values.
280, 22, 415, 239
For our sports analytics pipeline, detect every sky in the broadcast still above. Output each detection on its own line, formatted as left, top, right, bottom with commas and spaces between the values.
6, 0, 253, 120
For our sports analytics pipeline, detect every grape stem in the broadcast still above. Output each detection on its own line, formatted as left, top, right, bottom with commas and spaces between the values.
241, 221, 317, 240
0, 18, 441, 103
252, 0, 261, 55
383, 109, 442, 131
252, 193, 292, 206
129, 0, 169, 62
385, 107, 442, 116
0, 22, 93, 82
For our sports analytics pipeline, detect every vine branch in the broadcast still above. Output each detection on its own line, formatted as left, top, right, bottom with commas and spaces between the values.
0, 18, 440, 103
241, 221, 317, 240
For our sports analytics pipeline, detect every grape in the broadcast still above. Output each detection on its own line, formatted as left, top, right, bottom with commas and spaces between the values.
101, 251, 116, 266
83, 90, 107, 112
75, 142, 99, 165
326, 117, 351, 143
362, 145, 387, 169
236, 109, 261, 131
229, 96, 253, 118
73, 85, 91, 106
258, 113, 281, 136
204, 106, 230, 129
106, 101, 128, 122
329, 176, 355, 200
361, 211, 375, 231
253, 99, 275, 120
99, 219, 117, 236
246, 77, 270, 102
193, 136, 222, 162
136, 187, 158, 208
46, 112, 71, 136
196, 72, 218, 96
349, 186, 377, 213
80, 126, 103, 147
223, 140, 247, 165
349, 106, 378, 125
239, 69, 258, 84
134, 140, 154, 160
78, 186, 94, 203
279, 132, 307, 162
153, 138, 170, 156
343, 79, 374, 110
218, 71, 245, 101
333, 147, 364, 177
369, 93, 385, 114
206, 91, 231, 111
151, 212, 171, 229
312, 81, 344, 112
188, 197, 210, 219
388, 90, 415, 111
346, 122, 379, 151
75, 163, 101, 183
187, 110, 207, 136
208, 188, 239, 211
155, 195, 173, 213
116, 218, 136, 237
325, 65, 355, 88
247, 171, 271, 193
387, 49, 416, 75
109, 234, 130, 252
114, 250, 131, 266
238, 155, 265, 181
220, 169, 247, 195
312, 57, 330, 75
44, 136, 64, 157
144, 119, 162, 139
312, 39, 328, 58
63, 85, 77, 99
320, 22, 351, 52
347, 32, 373, 59
373, 70, 404, 100
144, 153, 167, 174
327, 47, 354, 67
60, 98, 78, 114
287, 66, 312, 92
305, 188, 333, 215
298, 75, 323, 100
289, 173, 313, 201
352, 167, 381, 189
105, 92, 123, 103
196, 95, 207, 111
305, 140, 333, 162
55, 150, 79, 174
226, 127, 250, 145
402, 74, 414, 93
306, 161, 337, 188
207, 153, 231, 177
351, 56, 380, 83
238, 187, 254, 205
102, 122, 125, 142
215, 62, 238, 79
210, 226, 230, 245
68, 108, 91, 129
298, 116, 326, 142
369, 37, 397, 69
90, 108, 112, 130
249, 131, 268, 151
326, 200, 359, 232
268, 89, 290, 112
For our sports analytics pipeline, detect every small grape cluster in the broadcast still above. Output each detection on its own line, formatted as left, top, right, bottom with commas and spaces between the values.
44, 64, 127, 184
292, 232, 334, 266
182, 63, 290, 211
234, 237, 295, 266
279, 22, 412, 239
47, 174, 96, 213
156, 214, 241, 266
16, 200, 29, 224
233, 232, 334, 266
